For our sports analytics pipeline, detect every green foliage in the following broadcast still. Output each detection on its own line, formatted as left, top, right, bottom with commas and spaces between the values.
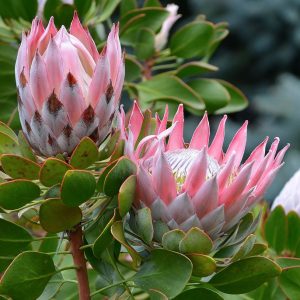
132, 249, 193, 298
39, 198, 82, 233
61, 170, 96, 207
0, 180, 40, 210
69, 137, 99, 169
210, 256, 282, 294
0, 252, 55, 300
0, 218, 32, 272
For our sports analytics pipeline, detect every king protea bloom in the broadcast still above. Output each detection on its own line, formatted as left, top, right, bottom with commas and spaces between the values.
15, 13, 124, 156
272, 169, 300, 215
121, 103, 289, 239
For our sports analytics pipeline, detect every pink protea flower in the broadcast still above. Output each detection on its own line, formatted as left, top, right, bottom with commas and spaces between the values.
121, 103, 289, 239
15, 12, 124, 156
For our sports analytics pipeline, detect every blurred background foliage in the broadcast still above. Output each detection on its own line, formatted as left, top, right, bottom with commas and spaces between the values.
0, 0, 298, 200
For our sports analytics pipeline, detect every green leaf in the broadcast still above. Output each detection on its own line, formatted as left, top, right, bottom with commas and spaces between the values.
0, 180, 40, 210
0, 251, 56, 300
179, 227, 213, 254
0, 131, 20, 155
264, 206, 287, 254
187, 253, 216, 277
144, 0, 161, 7
286, 211, 300, 253
176, 61, 218, 78
132, 249, 193, 298
276, 257, 300, 269
38, 233, 59, 254
136, 75, 205, 113
1, 154, 40, 180
135, 28, 155, 60
136, 207, 154, 244
103, 156, 136, 197
40, 158, 73, 187
118, 174, 136, 217
93, 210, 117, 258
40, 198, 82, 233
210, 256, 282, 294
189, 79, 230, 112
120, 0, 136, 16
215, 80, 248, 114
61, 170, 96, 207
279, 267, 300, 300
174, 288, 222, 300
98, 131, 120, 161
0, 0, 38, 21
97, 0, 121, 23
162, 229, 185, 252
170, 21, 214, 58
246, 243, 267, 257
0, 218, 32, 272
18, 131, 37, 162
120, 7, 169, 45
69, 137, 98, 169
153, 220, 169, 243
74, 0, 92, 16
111, 221, 141, 269
96, 160, 117, 192
231, 234, 256, 261
125, 55, 143, 82
44, 1, 74, 27
0, 121, 17, 142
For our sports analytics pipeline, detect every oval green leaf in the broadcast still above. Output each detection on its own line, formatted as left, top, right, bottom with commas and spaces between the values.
69, 137, 98, 169
0, 251, 56, 300
61, 170, 96, 207
118, 175, 136, 217
1, 154, 40, 180
136, 207, 154, 244
162, 229, 185, 252
170, 21, 214, 58
264, 206, 287, 254
104, 157, 137, 197
132, 249, 193, 298
39, 158, 73, 187
0, 180, 40, 210
179, 227, 213, 254
39, 198, 82, 233
210, 256, 282, 294
0, 132, 20, 155
0, 218, 32, 272
111, 221, 141, 270
187, 253, 216, 277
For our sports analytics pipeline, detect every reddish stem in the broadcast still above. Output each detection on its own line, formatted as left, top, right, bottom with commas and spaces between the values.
68, 225, 91, 300
143, 58, 154, 80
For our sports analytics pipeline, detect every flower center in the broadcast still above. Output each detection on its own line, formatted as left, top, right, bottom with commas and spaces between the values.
165, 148, 220, 191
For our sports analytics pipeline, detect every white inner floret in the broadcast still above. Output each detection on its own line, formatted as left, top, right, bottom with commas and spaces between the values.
165, 148, 220, 191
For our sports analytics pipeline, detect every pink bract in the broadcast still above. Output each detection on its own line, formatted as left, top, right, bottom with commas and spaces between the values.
120, 102, 289, 239
15, 12, 124, 156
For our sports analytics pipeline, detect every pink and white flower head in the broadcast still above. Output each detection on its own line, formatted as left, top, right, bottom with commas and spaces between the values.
272, 169, 300, 215
121, 103, 289, 239
15, 12, 124, 156
155, 4, 181, 51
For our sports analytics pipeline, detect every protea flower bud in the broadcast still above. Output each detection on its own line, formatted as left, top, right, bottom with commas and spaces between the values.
121, 103, 289, 240
272, 169, 300, 215
155, 4, 181, 51
15, 13, 124, 156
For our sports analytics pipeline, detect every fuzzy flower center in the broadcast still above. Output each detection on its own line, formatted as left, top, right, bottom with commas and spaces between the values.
165, 148, 220, 191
